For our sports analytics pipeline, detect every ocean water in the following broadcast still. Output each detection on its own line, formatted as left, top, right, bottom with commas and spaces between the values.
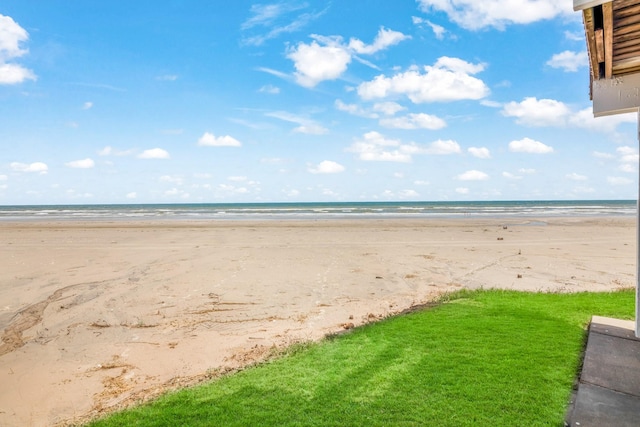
0, 200, 636, 221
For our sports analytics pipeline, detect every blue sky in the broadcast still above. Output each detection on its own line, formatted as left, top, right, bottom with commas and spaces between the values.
1, 1, 638, 204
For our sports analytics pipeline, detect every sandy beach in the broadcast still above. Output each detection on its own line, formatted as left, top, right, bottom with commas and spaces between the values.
0, 217, 635, 426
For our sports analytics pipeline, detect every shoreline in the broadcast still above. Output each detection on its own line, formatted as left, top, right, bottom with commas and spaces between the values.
0, 216, 636, 426
0, 213, 634, 226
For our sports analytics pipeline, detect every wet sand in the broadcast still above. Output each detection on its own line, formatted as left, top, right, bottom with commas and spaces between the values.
0, 217, 635, 426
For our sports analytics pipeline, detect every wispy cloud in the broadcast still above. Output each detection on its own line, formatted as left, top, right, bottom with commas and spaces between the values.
241, 3, 327, 46
69, 82, 126, 92
156, 74, 178, 81
265, 110, 328, 134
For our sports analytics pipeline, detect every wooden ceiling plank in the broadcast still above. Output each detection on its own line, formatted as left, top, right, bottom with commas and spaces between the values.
613, 49, 640, 61
613, 57, 640, 72
614, 46, 640, 59
613, 4, 640, 19
603, 2, 614, 78
613, 29, 640, 44
613, 37, 640, 50
613, 0, 640, 10
584, 8, 601, 79
613, 21, 640, 36
596, 28, 606, 63
613, 13, 640, 29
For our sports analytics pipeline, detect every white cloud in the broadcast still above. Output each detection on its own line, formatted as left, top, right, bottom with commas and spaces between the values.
284, 188, 300, 197
620, 164, 637, 173
564, 30, 583, 42
380, 113, 447, 130
194, 172, 213, 179
457, 170, 489, 181
286, 27, 409, 88
99, 146, 113, 156
373, 102, 405, 116
398, 189, 419, 198
0, 62, 36, 84
435, 56, 486, 74
413, 17, 447, 40
98, 146, 134, 156
468, 147, 491, 159
335, 100, 407, 119
287, 36, 351, 87
159, 175, 183, 184
0, 174, 7, 180
138, 148, 170, 159
519, 168, 536, 174
0, 15, 36, 84
126, 192, 137, 199
348, 27, 410, 54
617, 146, 639, 173
417, 0, 574, 31
593, 151, 615, 160
347, 131, 419, 162
294, 124, 329, 135
10, 161, 48, 174
502, 172, 522, 180
569, 108, 636, 133
357, 57, 489, 103
481, 100, 503, 108
566, 173, 587, 181
455, 187, 469, 194
198, 132, 242, 147
221, 184, 247, 194
546, 51, 588, 72
414, 180, 430, 186
502, 97, 570, 127
607, 176, 633, 185
617, 146, 638, 159
164, 188, 188, 197
335, 99, 378, 118
259, 84, 280, 94
65, 158, 95, 169
82, 101, 93, 110
508, 137, 554, 154
0, 14, 28, 60
426, 139, 461, 155
503, 98, 636, 133
65, 189, 93, 199
308, 160, 345, 174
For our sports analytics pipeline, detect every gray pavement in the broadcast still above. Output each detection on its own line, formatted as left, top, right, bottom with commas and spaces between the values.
567, 316, 640, 427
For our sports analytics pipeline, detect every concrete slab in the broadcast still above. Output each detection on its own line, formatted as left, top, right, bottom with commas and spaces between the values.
570, 383, 640, 427
567, 317, 640, 427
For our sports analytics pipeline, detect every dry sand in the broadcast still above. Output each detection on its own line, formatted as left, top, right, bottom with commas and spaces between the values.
0, 217, 635, 426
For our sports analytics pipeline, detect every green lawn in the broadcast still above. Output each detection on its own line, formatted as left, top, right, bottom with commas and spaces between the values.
88, 289, 635, 427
